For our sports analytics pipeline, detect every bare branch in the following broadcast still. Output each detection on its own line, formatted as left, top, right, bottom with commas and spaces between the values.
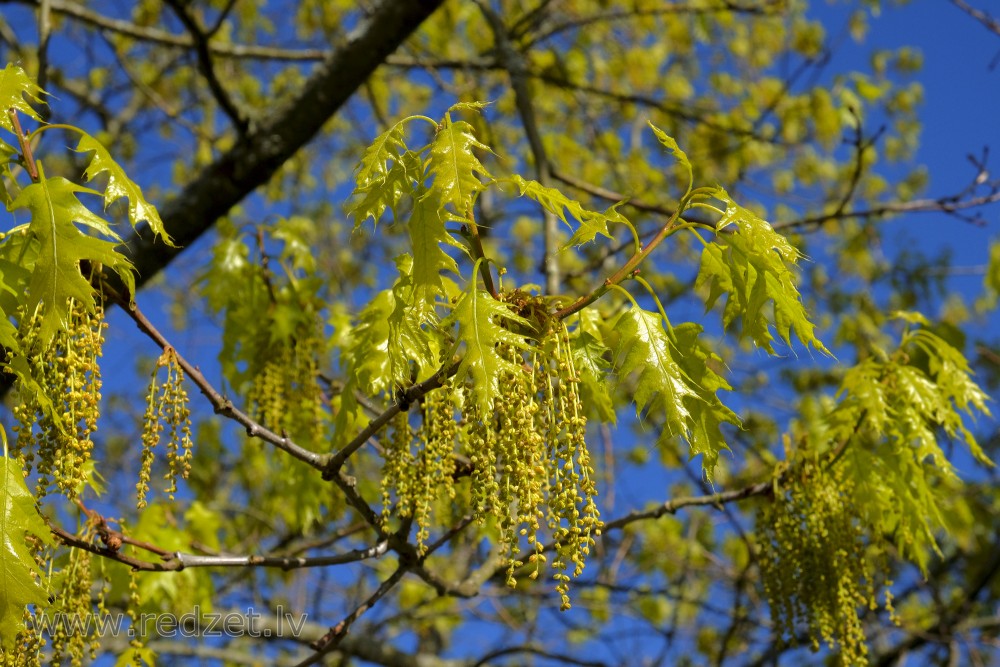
104, 283, 327, 471
951, 0, 1000, 37
174, 540, 389, 570
162, 0, 249, 133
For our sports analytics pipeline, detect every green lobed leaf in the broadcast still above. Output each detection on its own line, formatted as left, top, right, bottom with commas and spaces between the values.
348, 289, 394, 398
408, 194, 461, 316
671, 322, 742, 474
350, 149, 422, 229
570, 309, 615, 423
830, 323, 993, 572
8, 173, 135, 343
647, 122, 693, 194
615, 307, 695, 429
444, 284, 531, 415
616, 308, 739, 479
1, 453, 54, 650
426, 119, 492, 216
510, 175, 615, 247
75, 132, 174, 244
0, 63, 45, 139
354, 120, 409, 192
387, 255, 440, 388
696, 188, 828, 355
572, 331, 615, 423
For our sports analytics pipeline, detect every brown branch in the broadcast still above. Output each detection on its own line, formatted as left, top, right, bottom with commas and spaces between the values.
951, 0, 1000, 38
828, 107, 884, 221
52, 520, 390, 573
322, 362, 459, 479
104, 282, 390, 536
4, 0, 330, 60
296, 565, 407, 666
462, 208, 499, 299
173, 540, 389, 570
552, 203, 687, 321
294, 505, 468, 666
104, 283, 327, 471
773, 184, 1000, 232
50, 523, 175, 571
601, 480, 774, 533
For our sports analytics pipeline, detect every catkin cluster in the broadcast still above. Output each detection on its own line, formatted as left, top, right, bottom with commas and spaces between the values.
48, 545, 98, 667
381, 380, 459, 551
246, 318, 326, 448
381, 304, 602, 609
12, 299, 106, 499
756, 459, 892, 666
2, 534, 49, 667
137, 347, 193, 507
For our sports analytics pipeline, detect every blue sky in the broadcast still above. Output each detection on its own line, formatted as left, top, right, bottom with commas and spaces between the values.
817, 1, 1000, 270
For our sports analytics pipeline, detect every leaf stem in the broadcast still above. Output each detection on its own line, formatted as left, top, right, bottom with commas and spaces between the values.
464, 208, 498, 298
553, 207, 684, 320
7, 109, 39, 182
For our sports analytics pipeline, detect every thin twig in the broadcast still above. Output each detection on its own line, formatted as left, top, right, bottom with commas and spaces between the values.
164, 0, 248, 133
294, 565, 408, 666
322, 362, 459, 479
174, 540, 389, 570
104, 282, 326, 470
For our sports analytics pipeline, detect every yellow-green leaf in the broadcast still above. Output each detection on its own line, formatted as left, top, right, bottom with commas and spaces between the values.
444, 284, 530, 415
75, 132, 174, 245
1, 453, 53, 650
8, 173, 135, 343
426, 119, 491, 215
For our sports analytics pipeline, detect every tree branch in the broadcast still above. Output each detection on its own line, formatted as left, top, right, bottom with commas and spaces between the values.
105, 283, 327, 470
951, 0, 1000, 38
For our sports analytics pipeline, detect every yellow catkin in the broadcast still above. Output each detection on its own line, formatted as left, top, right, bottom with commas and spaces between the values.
138, 348, 194, 507
380, 291, 603, 606
11, 299, 106, 500
247, 316, 327, 447
49, 546, 93, 667
756, 459, 885, 666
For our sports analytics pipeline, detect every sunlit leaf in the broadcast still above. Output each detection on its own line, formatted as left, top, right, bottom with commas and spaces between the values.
648, 122, 692, 193
426, 119, 491, 215
509, 175, 615, 247
444, 284, 530, 415
75, 132, 174, 244
0, 453, 53, 649
8, 174, 135, 342
697, 188, 828, 354
0, 63, 45, 138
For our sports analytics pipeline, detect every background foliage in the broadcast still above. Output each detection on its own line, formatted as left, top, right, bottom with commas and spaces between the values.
1, 0, 1000, 665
